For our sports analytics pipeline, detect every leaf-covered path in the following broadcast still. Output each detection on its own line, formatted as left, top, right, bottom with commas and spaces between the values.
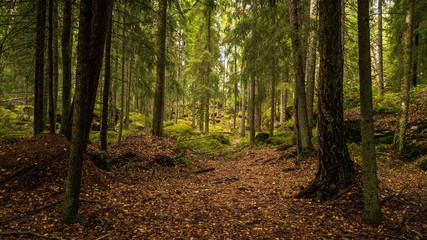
0, 134, 426, 239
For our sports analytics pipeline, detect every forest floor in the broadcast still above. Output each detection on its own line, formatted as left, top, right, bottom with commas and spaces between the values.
0, 90, 426, 239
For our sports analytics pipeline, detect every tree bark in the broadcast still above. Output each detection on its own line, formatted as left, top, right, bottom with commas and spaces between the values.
100, 0, 113, 151
34, 0, 47, 135
48, 0, 56, 134
60, 0, 72, 134
249, 73, 255, 145
377, 0, 384, 97
305, 0, 318, 137
118, 2, 125, 142
358, 0, 383, 225
240, 80, 246, 137
152, 0, 167, 137
62, 0, 111, 224
297, 0, 354, 200
394, 0, 414, 153
289, 0, 311, 151
270, 60, 277, 137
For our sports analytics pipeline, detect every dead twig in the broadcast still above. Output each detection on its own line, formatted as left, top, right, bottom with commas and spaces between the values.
0, 164, 36, 186
0, 231, 66, 240
194, 167, 215, 174
95, 234, 111, 240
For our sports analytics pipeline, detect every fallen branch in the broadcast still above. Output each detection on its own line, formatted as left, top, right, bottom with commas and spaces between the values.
0, 232, 66, 240
194, 167, 215, 174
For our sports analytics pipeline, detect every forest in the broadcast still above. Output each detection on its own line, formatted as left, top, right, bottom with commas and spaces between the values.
0, 0, 426, 239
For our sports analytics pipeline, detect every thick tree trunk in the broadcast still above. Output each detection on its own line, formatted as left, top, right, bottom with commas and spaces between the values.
100, 1, 113, 151
62, 0, 111, 223
240, 80, 246, 137
289, 0, 311, 151
394, 0, 414, 152
297, 0, 354, 200
358, 0, 383, 225
60, 0, 72, 134
34, 0, 47, 135
152, 0, 167, 137
377, 0, 384, 97
305, 0, 318, 138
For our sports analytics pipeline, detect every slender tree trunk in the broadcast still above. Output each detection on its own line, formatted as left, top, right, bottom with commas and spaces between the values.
306, 0, 318, 139
249, 73, 255, 145
358, 0, 383, 225
289, 0, 311, 151
394, 0, 414, 152
254, 78, 260, 132
377, 0, 384, 97
53, 0, 59, 129
125, 57, 132, 129
34, 0, 47, 135
240, 80, 246, 137
233, 45, 237, 130
410, 24, 419, 88
60, 0, 72, 134
62, 0, 111, 223
270, 61, 276, 137
297, 0, 354, 200
48, 0, 56, 134
152, 0, 167, 137
118, 3, 125, 142
204, 6, 211, 135
100, 0, 113, 151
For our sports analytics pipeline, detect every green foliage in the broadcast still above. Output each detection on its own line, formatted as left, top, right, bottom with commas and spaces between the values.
373, 92, 399, 114
164, 120, 198, 140
0, 105, 33, 137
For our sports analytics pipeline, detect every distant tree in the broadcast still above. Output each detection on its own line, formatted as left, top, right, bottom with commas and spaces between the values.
101, 0, 114, 151
62, 0, 111, 224
394, 0, 415, 153
289, 0, 311, 152
298, 0, 354, 200
152, 0, 167, 137
305, 0, 318, 134
377, 0, 384, 97
60, 0, 73, 134
358, 0, 383, 225
34, 0, 47, 135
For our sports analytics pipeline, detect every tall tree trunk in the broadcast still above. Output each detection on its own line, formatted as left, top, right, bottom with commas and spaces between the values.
152, 0, 167, 137
60, 0, 72, 134
289, 0, 311, 151
410, 24, 419, 88
377, 0, 384, 97
240, 80, 246, 137
297, 0, 354, 200
270, 61, 277, 137
233, 44, 237, 129
305, 0, 318, 138
394, 0, 414, 152
125, 57, 132, 129
249, 72, 255, 145
62, 0, 111, 223
101, 0, 113, 151
53, 0, 59, 131
204, 5, 211, 135
34, 0, 47, 135
254, 78, 259, 132
48, 0, 56, 133
358, 0, 383, 225
118, 2, 125, 142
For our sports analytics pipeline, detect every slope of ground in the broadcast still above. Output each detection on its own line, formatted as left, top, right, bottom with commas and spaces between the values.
0, 134, 426, 239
